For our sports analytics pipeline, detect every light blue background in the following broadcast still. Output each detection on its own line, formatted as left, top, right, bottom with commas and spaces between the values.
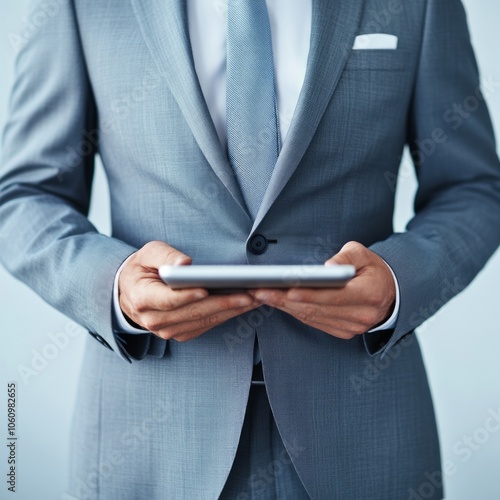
0, 2, 499, 499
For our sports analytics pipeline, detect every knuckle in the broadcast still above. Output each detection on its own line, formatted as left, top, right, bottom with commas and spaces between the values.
277, 298, 287, 308
298, 306, 316, 323
267, 294, 283, 307
160, 327, 177, 340
142, 317, 162, 332
203, 314, 221, 328
155, 330, 169, 341
344, 241, 363, 253
133, 300, 148, 315
326, 328, 342, 339
369, 308, 382, 326
128, 289, 145, 311
217, 298, 233, 311
142, 240, 160, 253
352, 325, 366, 336
371, 288, 386, 306
164, 248, 180, 264
142, 320, 154, 332
335, 330, 357, 340
365, 294, 380, 308
125, 251, 140, 268
161, 296, 175, 311
188, 304, 205, 322
359, 308, 380, 328
142, 321, 155, 332
356, 311, 371, 328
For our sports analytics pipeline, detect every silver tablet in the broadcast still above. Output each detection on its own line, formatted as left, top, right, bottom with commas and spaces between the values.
158, 265, 356, 291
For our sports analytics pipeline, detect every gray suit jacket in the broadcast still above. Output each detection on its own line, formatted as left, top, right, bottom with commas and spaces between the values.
1, 0, 500, 498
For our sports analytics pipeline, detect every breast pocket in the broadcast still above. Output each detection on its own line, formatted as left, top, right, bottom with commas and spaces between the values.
324, 47, 415, 160
345, 48, 410, 72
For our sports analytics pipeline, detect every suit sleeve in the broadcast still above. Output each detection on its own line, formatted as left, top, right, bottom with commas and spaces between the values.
0, 0, 144, 362
365, 0, 500, 356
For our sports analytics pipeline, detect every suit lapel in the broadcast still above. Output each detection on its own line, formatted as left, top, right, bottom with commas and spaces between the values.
251, 0, 365, 232
130, 0, 365, 227
130, 0, 250, 219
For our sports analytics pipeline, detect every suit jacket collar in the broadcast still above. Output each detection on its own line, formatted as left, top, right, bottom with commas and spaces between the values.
131, 0, 365, 228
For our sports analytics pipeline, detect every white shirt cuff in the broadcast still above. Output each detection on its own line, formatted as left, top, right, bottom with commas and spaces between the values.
113, 255, 149, 334
368, 259, 400, 333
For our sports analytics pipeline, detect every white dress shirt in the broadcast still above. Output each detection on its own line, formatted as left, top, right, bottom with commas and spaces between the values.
113, 0, 400, 334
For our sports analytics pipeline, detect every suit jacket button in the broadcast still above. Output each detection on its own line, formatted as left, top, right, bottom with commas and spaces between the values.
248, 234, 268, 255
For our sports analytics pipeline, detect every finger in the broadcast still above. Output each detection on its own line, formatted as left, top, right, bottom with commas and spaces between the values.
305, 322, 357, 340
138, 240, 192, 271
250, 285, 365, 309
270, 303, 359, 339
166, 327, 208, 343
141, 281, 209, 311
119, 278, 209, 319
155, 302, 261, 340
250, 287, 381, 328
325, 241, 371, 268
140, 293, 258, 331
270, 302, 371, 332
149, 322, 211, 343
283, 283, 367, 307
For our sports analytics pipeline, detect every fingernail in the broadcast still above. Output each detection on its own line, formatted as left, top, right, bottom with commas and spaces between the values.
288, 291, 302, 301
237, 297, 252, 307
193, 291, 206, 300
255, 291, 270, 301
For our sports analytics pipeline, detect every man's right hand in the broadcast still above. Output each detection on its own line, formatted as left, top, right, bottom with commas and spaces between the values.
118, 241, 260, 342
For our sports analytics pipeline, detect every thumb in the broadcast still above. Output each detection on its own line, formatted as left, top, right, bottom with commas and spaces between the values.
140, 240, 192, 268
325, 241, 369, 268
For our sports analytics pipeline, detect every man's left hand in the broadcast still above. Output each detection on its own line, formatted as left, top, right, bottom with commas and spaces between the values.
249, 241, 396, 340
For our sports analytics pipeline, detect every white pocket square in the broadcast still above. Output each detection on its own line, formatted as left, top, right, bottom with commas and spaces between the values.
352, 34, 398, 50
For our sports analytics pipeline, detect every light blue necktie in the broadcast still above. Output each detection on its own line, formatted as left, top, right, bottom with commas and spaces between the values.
226, 0, 280, 220
227, 0, 280, 366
